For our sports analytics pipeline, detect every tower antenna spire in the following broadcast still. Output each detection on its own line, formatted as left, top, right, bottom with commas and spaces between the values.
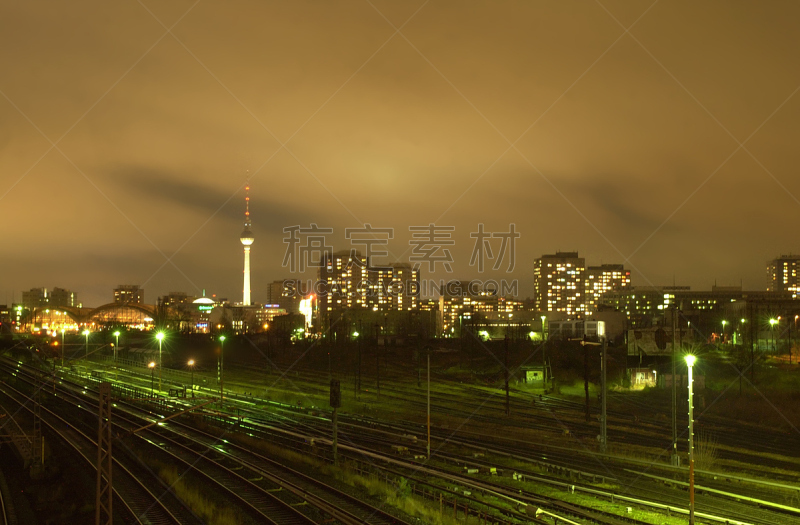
244, 181, 251, 226
240, 176, 254, 305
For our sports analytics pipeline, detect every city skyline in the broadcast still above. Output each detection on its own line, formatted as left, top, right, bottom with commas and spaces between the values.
3, 1, 800, 306
8, 249, 795, 310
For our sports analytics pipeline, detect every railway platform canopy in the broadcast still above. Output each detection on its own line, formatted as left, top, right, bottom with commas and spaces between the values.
39, 303, 157, 331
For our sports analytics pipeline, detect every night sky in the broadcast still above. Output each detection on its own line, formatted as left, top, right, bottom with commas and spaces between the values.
2, 1, 799, 306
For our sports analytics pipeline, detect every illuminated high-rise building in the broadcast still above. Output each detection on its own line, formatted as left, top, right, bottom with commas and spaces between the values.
585, 264, 631, 315
533, 251, 585, 316
318, 250, 367, 312
767, 254, 800, 298
22, 288, 48, 309
114, 285, 144, 305
317, 252, 422, 330
267, 280, 302, 314
370, 263, 420, 311
240, 184, 254, 305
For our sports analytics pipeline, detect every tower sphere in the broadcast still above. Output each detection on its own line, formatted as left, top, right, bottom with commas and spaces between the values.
240, 228, 254, 246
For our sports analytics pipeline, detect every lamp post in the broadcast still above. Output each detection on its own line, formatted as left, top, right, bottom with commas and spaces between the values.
769, 318, 778, 353
113, 330, 121, 380
600, 337, 607, 453
219, 335, 226, 405
721, 320, 727, 344
188, 359, 195, 398
61, 329, 65, 368
82, 329, 90, 360
738, 318, 746, 346
427, 346, 431, 460
541, 315, 547, 387
149, 361, 156, 396
156, 332, 165, 393
685, 354, 696, 525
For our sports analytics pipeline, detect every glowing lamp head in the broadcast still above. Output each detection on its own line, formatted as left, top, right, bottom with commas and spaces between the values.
82, 330, 90, 336
188, 359, 195, 366
684, 355, 696, 367
113, 331, 121, 337
148, 361, 156, 369
219, 335, 226, 342
156, 332, 165, 341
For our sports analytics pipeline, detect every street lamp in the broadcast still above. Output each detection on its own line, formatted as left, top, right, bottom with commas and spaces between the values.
156, 332, 165, 393
769, 318, 778, 353
738, 318, 745, 346
541, 315, 548, 388
148, 361, 156, 396
721, 320, 727, 344
82, 329, 90, 359
685, 354, 697, 525
219, 335, 226, 405
61, 329, 65, 368
113, 330, 121, 375
188, 359, 195, 397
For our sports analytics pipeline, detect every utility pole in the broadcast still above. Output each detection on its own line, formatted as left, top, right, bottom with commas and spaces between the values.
427, 348, 431, 460
671, 307, 679, 466
750, 305, 756, 382
32, 379, 43, 477
375, 323, 380, 397
332, 407, 338, 467
541, 315, 548, 390
504, 335, 510, 416
601, 337, 607, 453
96, 382, 112, 525
417, 349, 421, 388
357, 321, 362, 396
584, 335, 590, 422
330, 379, 340, 467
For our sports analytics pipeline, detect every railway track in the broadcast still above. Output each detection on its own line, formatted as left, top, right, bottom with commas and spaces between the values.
183, 371, 798, 525
0, 466, 11, 525
1, 358, 412, 525
225, 358, 800, 474
26, 355, 800, 525
242, 407, 798, 525
0, 379, 197, 525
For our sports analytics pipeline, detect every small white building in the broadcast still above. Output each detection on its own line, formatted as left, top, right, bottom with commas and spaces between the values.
548, 320, 606, 339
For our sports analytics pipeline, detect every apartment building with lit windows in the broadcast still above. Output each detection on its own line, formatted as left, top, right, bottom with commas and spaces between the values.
585, 264, 631, 315
768, 255, 800, 298
533, 252, 586, 316
437, 280, 498, 335
372, 263, 420, 311
21, 287, 78, 309
317, 251, 421, 328
114, 285, 144, 305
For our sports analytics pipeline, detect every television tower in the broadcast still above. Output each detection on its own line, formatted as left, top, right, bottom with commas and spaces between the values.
240, 183, 254, 305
